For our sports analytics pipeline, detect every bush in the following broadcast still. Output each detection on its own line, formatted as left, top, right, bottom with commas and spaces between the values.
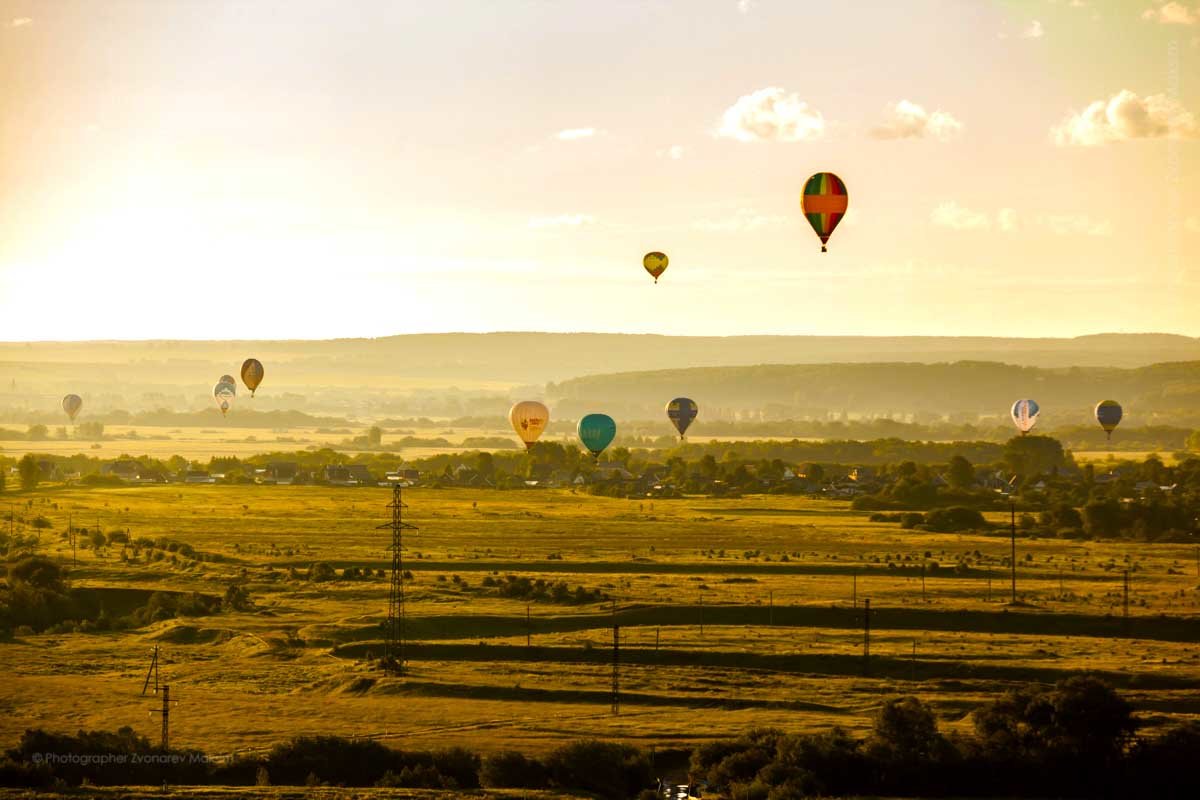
923, 506, 986, 532
480, 751, 548, 789
307, 562, 336, 582
546, 740, 652, 799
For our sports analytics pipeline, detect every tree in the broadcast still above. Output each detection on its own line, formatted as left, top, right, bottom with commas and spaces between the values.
26, 424, 48, 441
869, 696, 943, 762
475, 451, 495, 479
17, 454, 39, 490
1083, 500, 1123, 538
1188, 430, 1200, 453
947, 455, 975, 490
1003, 435, 1067, 478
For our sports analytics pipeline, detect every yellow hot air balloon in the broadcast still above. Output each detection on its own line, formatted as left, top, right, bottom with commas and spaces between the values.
241, 358, 264, 397
62, 394, 83, 422
643, 252, 668, 283
509, 401, 549, 450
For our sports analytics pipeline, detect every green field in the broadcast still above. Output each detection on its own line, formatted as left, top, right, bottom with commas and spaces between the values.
4, 484, 1200, 763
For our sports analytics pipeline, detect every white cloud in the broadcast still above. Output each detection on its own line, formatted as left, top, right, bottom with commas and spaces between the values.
658, 144, 685, 160
556, 128, 601, 141
527, 214, 595, 229
933, 203, 1111, 236
737, 0, 757, 14
1053, 89, 1198, 145
1022, 20, 1045, 38
693, 208, 788, 232
9, 17, 32, 27
716, 87, 826, 142
1040, 214, 1112, 236
1185, 216, 1200, 232
931, 202, 994, 231
997, 208, 1019, 233
871, 100, 964, 141
1142, 3, 1198, 24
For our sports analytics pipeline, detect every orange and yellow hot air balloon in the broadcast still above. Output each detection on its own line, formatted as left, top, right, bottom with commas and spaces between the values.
801, 172, 848, 252
509, 401, 549, 450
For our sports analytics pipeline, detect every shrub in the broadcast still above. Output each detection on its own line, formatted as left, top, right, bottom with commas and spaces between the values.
480, 751, 548, 789
546, 740, 652, 799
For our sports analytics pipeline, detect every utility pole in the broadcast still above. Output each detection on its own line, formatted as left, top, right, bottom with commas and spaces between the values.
920, 563, 926, 603
768, 590, 774, 626
69, 514, 75, 567
655, 626, 660, 652
376, 483, 417, 676
852, 573, 857, 608
987, 576, 991, 602
611, 625, 620, 716
1123, 570, 1130, 621
862, 598, 871, 676
911, 640, 917, 682
141, 646, 159, 695
149, 684, 174, 751
1010, 501, 1017, 604
526, 603, 531, 648
699, 593, 704, 638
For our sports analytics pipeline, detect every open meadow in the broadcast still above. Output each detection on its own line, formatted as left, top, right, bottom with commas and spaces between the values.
4, 483, 1199, 765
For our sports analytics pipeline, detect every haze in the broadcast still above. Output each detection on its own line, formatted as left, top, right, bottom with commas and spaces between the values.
1, 0, 1198, 341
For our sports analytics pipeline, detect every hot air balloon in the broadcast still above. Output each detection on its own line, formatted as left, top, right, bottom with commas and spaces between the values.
1095, 400, 1123, 441
577, 413, 617, 461
241, 358, 264, 397
509, 401, 549, 450
62, 394, 83, 422
643, 252, 668, 283
801, 172, 848, 252
666, 397, 698, 440
214, 379, 237, 418
1011, 399, 1039, 435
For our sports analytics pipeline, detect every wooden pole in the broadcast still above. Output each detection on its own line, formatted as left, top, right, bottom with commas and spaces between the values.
863, 598, 871, 676
1010, 502, 1017, 604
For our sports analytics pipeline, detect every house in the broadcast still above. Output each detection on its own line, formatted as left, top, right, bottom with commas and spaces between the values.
346, 464, 374, 485
262, 462, 299, 485
184, 470, 216, 484
103, 459, 142, 482
323, 464, 374, 486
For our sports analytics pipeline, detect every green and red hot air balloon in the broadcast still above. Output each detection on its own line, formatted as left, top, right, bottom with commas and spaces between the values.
801, 172, 848, 252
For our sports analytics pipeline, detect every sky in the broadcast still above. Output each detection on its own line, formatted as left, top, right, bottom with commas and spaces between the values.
1, 0, 1198, 341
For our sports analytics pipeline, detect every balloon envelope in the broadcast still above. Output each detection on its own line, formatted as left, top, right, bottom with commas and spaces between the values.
241, 358, 264, 396
213, 379, 237, 417
62, 394, 83, 422
643, 252, 668, 283
666, 397, 698, 438
577, 413, 617, 459
509, 401, 549, 449
1095, 400, 1123, 436
801, 172, 848, 252
1010, 399, 1040, 434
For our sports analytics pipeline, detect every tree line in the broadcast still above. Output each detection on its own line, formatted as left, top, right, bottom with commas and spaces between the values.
2, 678, 1197, 798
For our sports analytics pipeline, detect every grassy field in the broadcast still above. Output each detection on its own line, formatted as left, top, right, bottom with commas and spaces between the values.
0, 423, 525, 461
3, 484, 1199, 764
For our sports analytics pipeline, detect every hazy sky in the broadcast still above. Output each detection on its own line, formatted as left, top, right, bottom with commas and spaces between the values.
1, 0, 1197, 341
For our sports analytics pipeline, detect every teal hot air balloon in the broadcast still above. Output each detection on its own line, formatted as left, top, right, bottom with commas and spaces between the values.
577, 413, 617, 460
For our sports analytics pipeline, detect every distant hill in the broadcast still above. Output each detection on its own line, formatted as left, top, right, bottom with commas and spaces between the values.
2, 332, 1199, 419
547, 360, 1200, 428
